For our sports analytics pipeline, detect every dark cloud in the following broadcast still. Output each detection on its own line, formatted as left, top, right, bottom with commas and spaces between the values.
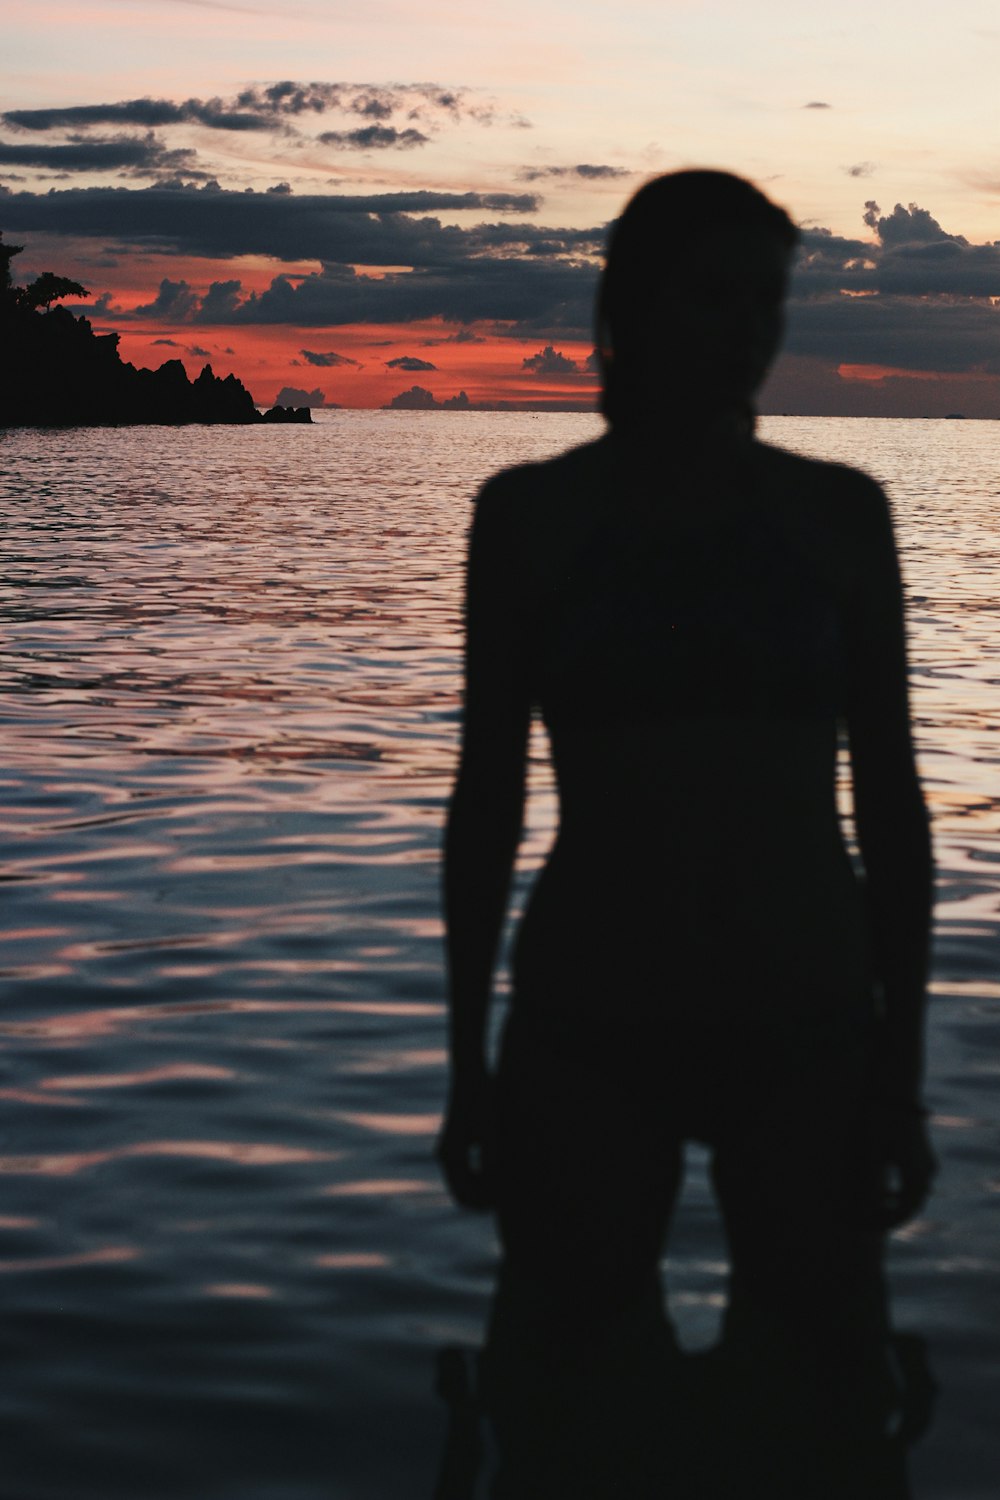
318, 126, 429, 150
384, 384, 470, 409
574, 163, 630, 180
795, 227, 881, 293
868, 242, 1000, 298
522, 344, 578, 375
518, 164, 632, 182
782, 203, 1000, 374
153, 173, 217, 191
419, 327, 486, 345
869, 201, 966, 247
199, 280, 243, 319
783, 294, 1000, 375
149, 336, 211, 356
0, 132, 201, 177
0, 184, 598, 334
3, 102, 175, 132
189, 256, 596, 335
386, 383, 437, 408
796, 211, 997, 294
386, 355, 437, 370
300, 348, 360, 367
794, 208, 999, 300
843, 162, 875, 179
3, 99, 272, 134
133, 277, 200, 319
521, 344, 597, 378
0, 187, 545, 264
804, 101, 832, 109
234, 81, 501, 127
275, 385, 326, 406
266, 182, 292, 194
351, 95, 393, 122
2, 82, 513, 138
75, 290, 119, 317
237, 82, 331, 117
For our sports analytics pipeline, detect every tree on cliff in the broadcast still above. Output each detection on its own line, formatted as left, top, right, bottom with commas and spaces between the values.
18, 270, 91, 312
1, 235, 87, 309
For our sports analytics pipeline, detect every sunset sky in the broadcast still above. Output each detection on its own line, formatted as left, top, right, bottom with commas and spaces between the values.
5, 0, 1000, 414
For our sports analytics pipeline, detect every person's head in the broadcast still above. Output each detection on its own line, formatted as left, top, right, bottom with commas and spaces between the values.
596, 169, 800, 429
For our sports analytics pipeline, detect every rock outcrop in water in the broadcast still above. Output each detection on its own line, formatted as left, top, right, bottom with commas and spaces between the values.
0, 232, 311, 428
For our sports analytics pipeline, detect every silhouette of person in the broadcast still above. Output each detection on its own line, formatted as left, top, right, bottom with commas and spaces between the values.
437, 170, 936, 1468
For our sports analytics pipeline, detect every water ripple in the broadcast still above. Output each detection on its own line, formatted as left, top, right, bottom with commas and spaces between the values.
0, 413, 997, 1496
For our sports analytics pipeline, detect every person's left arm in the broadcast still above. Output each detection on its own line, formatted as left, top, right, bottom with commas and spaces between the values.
437, 473, 534, 1209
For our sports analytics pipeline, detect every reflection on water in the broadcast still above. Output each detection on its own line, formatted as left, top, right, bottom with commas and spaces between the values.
0, 412, 997, 1496
431, 1281, 938, 1499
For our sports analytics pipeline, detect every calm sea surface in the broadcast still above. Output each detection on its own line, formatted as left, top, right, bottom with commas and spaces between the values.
0, 412, 997, 1497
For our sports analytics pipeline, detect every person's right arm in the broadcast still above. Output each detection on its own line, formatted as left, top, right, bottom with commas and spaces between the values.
438, 475, 533, 1208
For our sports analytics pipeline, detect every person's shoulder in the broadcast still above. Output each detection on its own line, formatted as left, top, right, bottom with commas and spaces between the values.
753, 439, 890, 530
474, 436, 608, 511
471, 437, 607, 580
754, 438, 883, 492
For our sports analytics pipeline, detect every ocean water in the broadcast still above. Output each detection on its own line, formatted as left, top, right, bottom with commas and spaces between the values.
0, 411, 997, 1498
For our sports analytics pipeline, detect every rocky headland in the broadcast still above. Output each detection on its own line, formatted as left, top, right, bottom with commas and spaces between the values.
1, 233, 310, 428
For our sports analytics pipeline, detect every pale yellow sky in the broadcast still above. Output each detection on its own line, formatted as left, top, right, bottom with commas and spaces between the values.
5, 0, 1000, 240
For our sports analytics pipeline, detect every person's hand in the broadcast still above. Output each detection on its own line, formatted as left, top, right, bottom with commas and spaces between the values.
847, 1102, 937, 1232
436, 1068, 496, 1212
875, 1104, 937, 1229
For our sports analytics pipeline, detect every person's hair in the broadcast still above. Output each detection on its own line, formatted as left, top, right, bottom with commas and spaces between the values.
596, 169, 800, 424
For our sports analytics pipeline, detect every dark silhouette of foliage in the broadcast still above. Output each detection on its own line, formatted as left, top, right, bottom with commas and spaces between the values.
18, 270, 91, 312
1, 232, 25, 294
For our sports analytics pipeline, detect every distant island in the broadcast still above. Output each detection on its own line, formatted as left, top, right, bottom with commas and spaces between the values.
1, 232, 310, 428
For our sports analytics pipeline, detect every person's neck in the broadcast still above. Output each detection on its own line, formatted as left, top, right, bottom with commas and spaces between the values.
609, 402, 755, 467
614, 396, 755, 441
